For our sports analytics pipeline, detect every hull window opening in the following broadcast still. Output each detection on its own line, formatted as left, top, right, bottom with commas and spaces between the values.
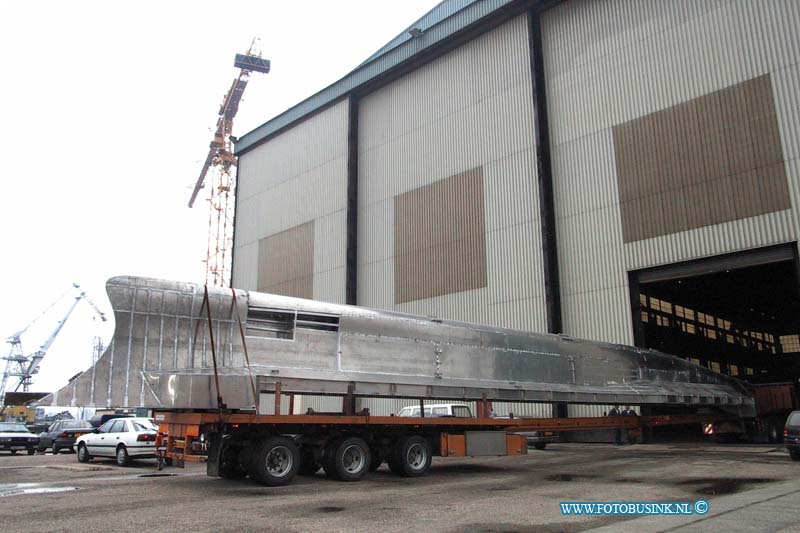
246, 307, 296, 340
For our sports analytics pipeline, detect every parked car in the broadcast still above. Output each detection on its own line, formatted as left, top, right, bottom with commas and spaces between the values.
76, 417, 158, 466
38, 419, 94, 454
0, 422, 39, 455
521, 430, 560, 450
397, 403, 473, 418
785, 410, 800, 461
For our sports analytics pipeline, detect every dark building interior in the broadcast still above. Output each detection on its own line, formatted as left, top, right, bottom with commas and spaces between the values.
636, 258, 800, 386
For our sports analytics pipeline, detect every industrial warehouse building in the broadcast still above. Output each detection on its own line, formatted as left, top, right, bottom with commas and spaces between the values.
231, 0, 800, 412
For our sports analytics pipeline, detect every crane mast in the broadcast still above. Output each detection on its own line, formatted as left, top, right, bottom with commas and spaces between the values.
21, 295, 82, 390
188, 40, 270, 288
0, 283, 107, 406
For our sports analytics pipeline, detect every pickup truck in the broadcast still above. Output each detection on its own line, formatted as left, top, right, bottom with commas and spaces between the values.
396, 404, 559, 450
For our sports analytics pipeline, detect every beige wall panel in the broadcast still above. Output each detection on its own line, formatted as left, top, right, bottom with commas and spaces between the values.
614, 75, 790, 243
257, 221, 314, 299
544, 0, 800, 344
394, 168, 487, 304
357, 14, 546, 331
233, 100, 348, 300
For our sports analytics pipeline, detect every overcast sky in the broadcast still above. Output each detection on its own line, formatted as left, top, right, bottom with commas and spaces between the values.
0, 0, 441, 396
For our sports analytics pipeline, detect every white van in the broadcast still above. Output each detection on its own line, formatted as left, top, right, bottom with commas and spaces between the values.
396, 403, 473, 418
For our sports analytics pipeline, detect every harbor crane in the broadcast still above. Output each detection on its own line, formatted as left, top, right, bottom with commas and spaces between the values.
0, 283, 107, 407
188, 39, 270, 288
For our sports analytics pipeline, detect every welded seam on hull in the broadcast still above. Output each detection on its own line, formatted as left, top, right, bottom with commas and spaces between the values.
140, 290, 152, 407
106, 339, 115, 408
228, 298, 235, 367
172, 302, 179, 369
215, 295, 223, 366
158, 294, 166, 370
188, 291, 197, 368
124, 288, 136, 407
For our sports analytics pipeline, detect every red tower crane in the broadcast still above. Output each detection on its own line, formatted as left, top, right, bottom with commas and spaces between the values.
189, 40, 270, 287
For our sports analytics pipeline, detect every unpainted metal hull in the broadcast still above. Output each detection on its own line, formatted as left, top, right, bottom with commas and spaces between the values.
39, 276, 755, 416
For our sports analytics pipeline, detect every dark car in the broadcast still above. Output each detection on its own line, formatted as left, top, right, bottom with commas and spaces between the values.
0, 422, 40, 455
38, 419, 94, 454
89, 413, 134, 428
785, 410, 800, 461
523, 430, 561, 450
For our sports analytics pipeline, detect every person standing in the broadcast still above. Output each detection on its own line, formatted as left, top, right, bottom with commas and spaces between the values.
608, 405, 622, 445
623, 406, 637, 444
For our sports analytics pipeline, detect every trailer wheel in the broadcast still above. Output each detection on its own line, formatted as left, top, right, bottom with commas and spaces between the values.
790, 451, 800, 461
322, 436, 371, 481
250, 436, 300, 486
533, 442, 547, 451
299, 447, 321, 476
387, 435, 432, 477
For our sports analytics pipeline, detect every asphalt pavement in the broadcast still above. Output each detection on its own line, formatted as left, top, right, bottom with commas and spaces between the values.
0, 443, 798, 532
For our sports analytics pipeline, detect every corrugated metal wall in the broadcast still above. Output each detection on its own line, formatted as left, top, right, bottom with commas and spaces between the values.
357, 14, 547, 331
259, 394, 342, 415
568, 404, 639, 418
258, 396, 555, 418
356, 398, 478, 417
355, 398, 552, 418
233, 100, 349, 303
542, 0, 800, 345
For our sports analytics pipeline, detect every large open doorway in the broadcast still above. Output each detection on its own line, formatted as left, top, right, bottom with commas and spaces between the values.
630, 244, 800, 382
629, 244, 800, 441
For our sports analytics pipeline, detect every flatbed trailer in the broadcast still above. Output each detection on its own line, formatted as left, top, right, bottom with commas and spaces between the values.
32, 276, 753, 484
154, 405, 728, 486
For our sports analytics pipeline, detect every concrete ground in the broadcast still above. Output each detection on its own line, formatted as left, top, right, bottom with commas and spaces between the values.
0, 443, 798, 532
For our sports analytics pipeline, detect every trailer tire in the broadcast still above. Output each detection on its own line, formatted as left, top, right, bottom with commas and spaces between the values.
250, 436, 300, 486
322, 436, 371, 482
533, 442, 547, 451
387, 435, 432, 477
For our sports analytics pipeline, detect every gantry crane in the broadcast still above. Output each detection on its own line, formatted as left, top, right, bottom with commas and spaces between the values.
188, 39, 270, 288
0, 283, 107, 407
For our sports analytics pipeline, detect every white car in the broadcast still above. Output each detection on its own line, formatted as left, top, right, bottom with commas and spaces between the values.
0, 422, 39, 455
396, 403, 473, 418
76, 417, 158, 466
